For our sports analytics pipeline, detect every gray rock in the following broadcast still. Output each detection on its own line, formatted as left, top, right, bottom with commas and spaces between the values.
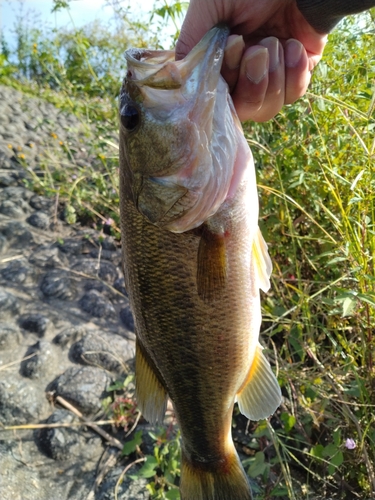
79, 290, 116, 318
29, 245, 67, 268
96, 470, 149, 500
20, 340, 56, 379
0, 378, 49, 425
53, 326, 87, 348
37, 409, 103, 461
114, 277, 128, 297
40, 269, 76, 300
27, 211, 50, 230
70, 331, 135, 372
0, 324, 22, 350
0, 258, 34, 284
19, 313, 50, 337
1, 221, 34, 247
29, 194, 54, 211
119, 307, 135, 333
0, 290, 19, 318
0, 200, 26, 218
73, 258, 118, 283
51, 366, 112, 415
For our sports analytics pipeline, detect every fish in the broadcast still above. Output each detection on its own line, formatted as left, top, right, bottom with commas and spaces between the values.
119, 25, 282, 500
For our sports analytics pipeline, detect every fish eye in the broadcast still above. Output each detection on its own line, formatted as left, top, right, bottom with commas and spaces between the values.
120, 104, 140, 132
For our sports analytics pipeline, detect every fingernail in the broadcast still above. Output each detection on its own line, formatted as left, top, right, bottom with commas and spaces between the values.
245, 47, 268, 84
224, 35, 245, 70
259, 37, 280, 72
285, 39, 303, 68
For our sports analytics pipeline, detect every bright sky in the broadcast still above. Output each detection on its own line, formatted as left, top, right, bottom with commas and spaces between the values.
0, 0, 177, 45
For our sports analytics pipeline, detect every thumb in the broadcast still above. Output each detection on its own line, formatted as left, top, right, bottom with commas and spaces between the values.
175, 1, 219, 60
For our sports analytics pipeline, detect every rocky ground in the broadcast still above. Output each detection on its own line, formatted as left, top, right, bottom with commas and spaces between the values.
0, 84, 149, 500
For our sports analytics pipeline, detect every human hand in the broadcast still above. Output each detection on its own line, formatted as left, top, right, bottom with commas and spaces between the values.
175, 0, 328, 122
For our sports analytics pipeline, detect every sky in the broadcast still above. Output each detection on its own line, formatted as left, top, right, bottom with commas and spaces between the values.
0, 0, 178, 46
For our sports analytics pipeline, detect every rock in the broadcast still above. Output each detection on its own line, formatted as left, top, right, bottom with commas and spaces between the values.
1, 221, 34, 248
0, 258, 34, 284
119, 307, 135, 333
40, 269, 76, 300
0, 200, 24, 218
29, 194, 53, 211
53, 326, 87, 347
57, 238, 84, 255
96, 469, 149, 500
29, 245, 67, 268
114, 277, 128, 297
26, 211, 50, 230
19, 313, 50, 337
20, 340, 56, 379
0, 290, 19, 319
73, 258, 118, 283
37, 409, 103, 461
51, 366, 112, 415
0, 378, 49, 425
79, 290, 116, 318
70, 331, 135, 372
0, 324, 22, 350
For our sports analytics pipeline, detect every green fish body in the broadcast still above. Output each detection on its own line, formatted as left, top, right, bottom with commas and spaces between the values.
119, 26, 281, 500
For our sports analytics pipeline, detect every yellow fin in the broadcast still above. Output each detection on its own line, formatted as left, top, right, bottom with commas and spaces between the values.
197, 224, 227, 302
252, 226, 272, 293
237, 344, 281, 421
180, 447, 252, 500
135, 340, 168, 424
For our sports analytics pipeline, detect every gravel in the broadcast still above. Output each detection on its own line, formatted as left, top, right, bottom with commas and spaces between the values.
0, 84, 145, 500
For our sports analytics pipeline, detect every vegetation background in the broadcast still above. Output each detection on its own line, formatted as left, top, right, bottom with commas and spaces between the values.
1, 1, 374, 499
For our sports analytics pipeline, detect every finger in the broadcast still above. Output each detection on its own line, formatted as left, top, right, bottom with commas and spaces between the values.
284, 39, 311, 104
231, 45, 269, 122
253, 37, 285, 122
222, 35, 245, 92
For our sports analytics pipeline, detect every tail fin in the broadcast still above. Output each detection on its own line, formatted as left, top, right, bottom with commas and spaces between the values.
180, 448, 252, 500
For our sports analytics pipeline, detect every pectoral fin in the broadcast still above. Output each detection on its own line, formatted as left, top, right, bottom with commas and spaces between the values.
237, 344, 281, 421
135, 340, 168, 424
252, 226, 272, 293
197, 224, 227, 302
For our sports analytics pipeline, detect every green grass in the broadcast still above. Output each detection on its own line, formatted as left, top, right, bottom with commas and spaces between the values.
1, 2, 374, 498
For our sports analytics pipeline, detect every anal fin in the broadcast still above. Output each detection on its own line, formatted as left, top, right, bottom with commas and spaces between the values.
237, 343, 281, 421
252, 226, 272, 293
135, 340, 168, 424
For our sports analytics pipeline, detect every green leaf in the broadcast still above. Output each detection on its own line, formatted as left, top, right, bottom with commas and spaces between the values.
280, 412, 296, 433
328, 451, 344, 475
165, 488, 181, 499
137, 456, 158, 478
342, 296, 356, 317
247, 452, 268, 478
323, 443, 338, 458
122, 430, 143, 456
310, 444, 324, 458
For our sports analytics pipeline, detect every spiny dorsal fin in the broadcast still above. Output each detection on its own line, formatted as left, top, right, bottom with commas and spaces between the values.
197, 224, 227, 302
135, 340, 168, 424
237, 343, 281, 421
252, 226, 272, 293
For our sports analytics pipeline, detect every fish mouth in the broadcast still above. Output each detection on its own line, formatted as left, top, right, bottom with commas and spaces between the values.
124, 24, 229, 113
124, 25, 232, 232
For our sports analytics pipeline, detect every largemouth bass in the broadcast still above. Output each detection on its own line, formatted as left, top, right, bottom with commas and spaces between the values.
119, 25, 281, 500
